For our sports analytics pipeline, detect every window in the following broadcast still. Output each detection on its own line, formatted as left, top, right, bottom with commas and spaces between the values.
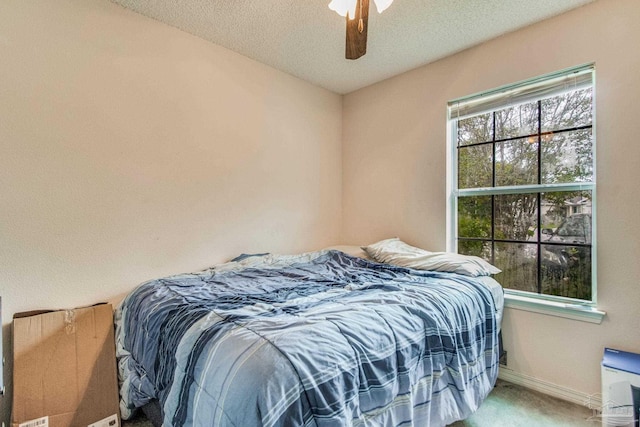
448, 65, 595, 304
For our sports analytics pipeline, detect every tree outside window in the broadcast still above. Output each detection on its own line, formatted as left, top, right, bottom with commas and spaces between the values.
450, 67, 595, 302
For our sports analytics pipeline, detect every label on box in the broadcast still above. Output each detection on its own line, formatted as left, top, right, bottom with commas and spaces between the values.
88, 413, 119, 427
19, 417, 49, 427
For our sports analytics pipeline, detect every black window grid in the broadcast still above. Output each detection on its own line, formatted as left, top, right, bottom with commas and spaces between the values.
455, 99, 593, 297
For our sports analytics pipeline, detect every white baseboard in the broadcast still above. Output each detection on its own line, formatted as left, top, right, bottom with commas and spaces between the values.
498, 367, 602, 409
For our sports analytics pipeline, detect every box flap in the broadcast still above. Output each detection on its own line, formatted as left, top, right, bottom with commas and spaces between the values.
12, 304, 119, 427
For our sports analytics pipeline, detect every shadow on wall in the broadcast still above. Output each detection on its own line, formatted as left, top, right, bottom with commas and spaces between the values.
1, 322, 11, 427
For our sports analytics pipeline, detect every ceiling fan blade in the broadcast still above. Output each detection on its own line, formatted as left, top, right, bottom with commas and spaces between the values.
345, 0, 369, 60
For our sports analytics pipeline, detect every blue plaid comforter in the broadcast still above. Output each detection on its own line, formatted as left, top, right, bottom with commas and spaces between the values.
116, 250, 500, 426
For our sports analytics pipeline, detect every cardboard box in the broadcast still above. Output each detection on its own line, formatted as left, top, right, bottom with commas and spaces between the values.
12, 303, 120, 427
602, 347, 640, 427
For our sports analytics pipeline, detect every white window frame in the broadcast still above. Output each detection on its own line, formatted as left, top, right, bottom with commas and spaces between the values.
446, 64, 605, 323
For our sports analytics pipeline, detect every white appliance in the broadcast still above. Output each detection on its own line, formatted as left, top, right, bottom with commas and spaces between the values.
602, 348, 640, 427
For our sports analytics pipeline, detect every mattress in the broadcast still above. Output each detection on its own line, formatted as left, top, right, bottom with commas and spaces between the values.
116, 250, 503, 426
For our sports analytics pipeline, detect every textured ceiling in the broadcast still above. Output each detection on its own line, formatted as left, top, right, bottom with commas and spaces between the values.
110, 0, 595, 94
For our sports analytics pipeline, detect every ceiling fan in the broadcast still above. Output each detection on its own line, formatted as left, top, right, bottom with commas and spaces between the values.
329, 0, 394, 60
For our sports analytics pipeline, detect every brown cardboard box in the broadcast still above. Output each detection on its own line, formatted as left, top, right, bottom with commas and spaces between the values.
12, 303, 120, 427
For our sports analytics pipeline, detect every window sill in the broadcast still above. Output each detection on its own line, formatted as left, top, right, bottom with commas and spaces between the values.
504, 293, 606, 324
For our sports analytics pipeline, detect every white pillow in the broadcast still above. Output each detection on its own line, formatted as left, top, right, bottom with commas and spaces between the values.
362, 238, 501, 277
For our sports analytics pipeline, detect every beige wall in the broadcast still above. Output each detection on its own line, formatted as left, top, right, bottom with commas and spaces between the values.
343, 0, 640, 398
2, 0, 639, 422
0, 0, 341, 420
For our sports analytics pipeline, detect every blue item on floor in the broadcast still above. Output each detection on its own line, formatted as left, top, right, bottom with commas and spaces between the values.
602, 348, 640, 427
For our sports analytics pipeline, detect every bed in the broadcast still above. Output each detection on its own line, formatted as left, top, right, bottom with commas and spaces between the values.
115, 245, 503, 426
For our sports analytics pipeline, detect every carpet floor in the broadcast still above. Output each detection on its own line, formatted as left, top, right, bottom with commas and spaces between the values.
449, 380, 596, 426
123, 379, 598, 426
